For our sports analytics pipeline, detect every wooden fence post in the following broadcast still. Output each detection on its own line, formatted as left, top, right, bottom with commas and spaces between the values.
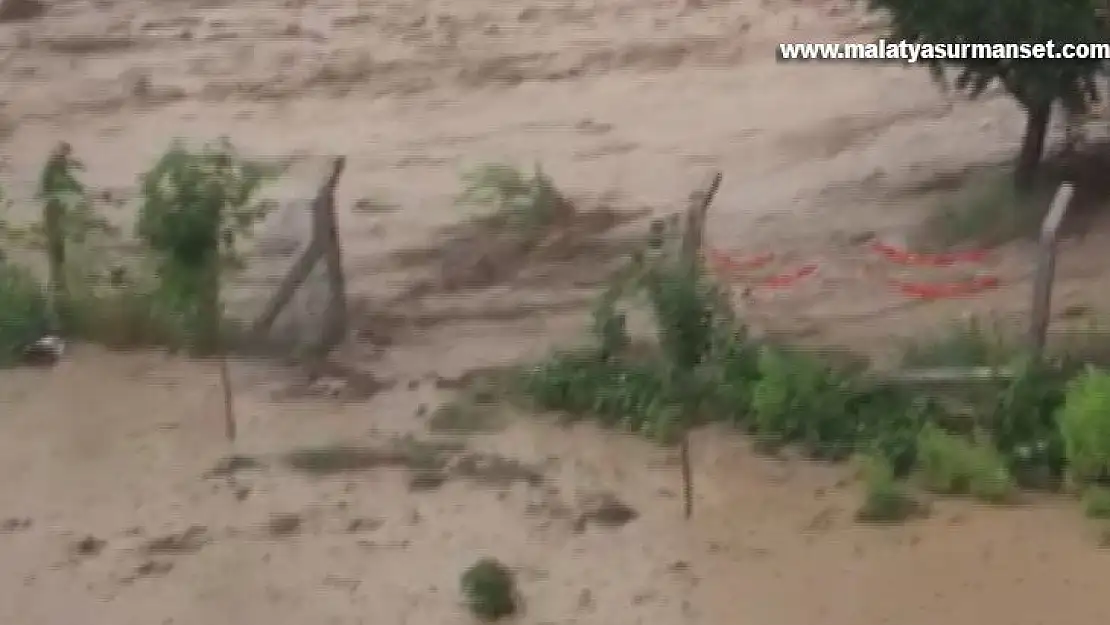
316, 156, 349, 355
1029, 183, 1075, 356
250, 156, 348, 362
679, 171, 723, 264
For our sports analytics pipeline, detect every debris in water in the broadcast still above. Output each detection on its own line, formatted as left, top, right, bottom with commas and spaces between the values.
22, 335, 64, 367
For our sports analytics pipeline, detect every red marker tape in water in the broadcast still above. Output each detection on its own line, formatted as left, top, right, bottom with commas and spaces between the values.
759, 263, 819, 288
889, 275, 1000, 299
869, 241, 989, 267
707, 249, 775, 273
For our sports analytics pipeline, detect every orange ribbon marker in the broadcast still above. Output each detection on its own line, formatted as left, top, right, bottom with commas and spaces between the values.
869, 241, 989, 267
889, 275, 1000, 299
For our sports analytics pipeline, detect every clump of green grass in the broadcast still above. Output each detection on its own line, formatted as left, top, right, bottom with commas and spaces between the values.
460, 557, 518, 621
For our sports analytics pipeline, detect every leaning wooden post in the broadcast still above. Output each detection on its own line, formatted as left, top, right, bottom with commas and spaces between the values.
249, 157, 346, 350
316, 156, 349, 356
1028, 183, 1074, 357
680, 171, 722, 265
677, 170, 723, 520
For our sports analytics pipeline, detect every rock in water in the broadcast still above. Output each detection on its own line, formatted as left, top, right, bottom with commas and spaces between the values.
0, 0, 46, 22
575, 491, 638, 530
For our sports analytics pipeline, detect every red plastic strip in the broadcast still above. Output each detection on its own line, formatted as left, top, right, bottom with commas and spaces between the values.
869, 241, 989, 267
707, 249, 775, 272
889, 275, 1000, 299
759, 264, 818, 288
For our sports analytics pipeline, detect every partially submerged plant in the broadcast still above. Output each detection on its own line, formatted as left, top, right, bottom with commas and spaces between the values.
460, 557, 518, 621
855, 454, 924, 524
916, 423, 1015, 503
457, 162, 571, 232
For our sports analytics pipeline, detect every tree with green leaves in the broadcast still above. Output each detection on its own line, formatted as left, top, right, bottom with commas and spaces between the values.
136, 139, 275, 354
868, 0, 1109, 187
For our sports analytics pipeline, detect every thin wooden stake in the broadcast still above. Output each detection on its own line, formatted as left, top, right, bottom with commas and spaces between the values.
680, 433, 693, 519
316, 156, 349, 354
218, 353, 237, 443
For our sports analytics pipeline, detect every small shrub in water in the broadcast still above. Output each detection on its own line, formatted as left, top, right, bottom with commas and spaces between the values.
750, 346, 858, 460
916, 423, 1014, 503
456, 163, 569, 232
855, 455, 923, 524
460, 557, 518, 621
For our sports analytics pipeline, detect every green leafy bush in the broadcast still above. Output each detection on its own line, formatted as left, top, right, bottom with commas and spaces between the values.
916, 423, 1014, 502
137, 139, 271, 269
850, 388, 932, 477
990, 356, 1069, 487
641, 257, 720, 372
520, 350, 681, 441
136, 139, 273, 353
702, 327, 761, 427
1058, 366, 1110, 485
750, 346, 857, 460
460, 557, 518, 621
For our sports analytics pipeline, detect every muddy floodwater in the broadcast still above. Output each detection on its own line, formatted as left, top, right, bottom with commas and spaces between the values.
1, 348, 1109, 625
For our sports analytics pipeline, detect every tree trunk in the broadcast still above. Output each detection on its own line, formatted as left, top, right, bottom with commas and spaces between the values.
1016, 103, 1051, 190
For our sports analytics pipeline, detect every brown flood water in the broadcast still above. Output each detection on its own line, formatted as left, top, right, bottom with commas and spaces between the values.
1, 348, 1108, 625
